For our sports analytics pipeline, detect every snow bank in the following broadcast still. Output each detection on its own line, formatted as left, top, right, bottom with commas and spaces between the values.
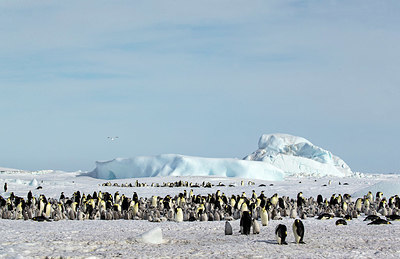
244, 133, 353, 177
90, 154, 284, 181
352, 180, 400, 198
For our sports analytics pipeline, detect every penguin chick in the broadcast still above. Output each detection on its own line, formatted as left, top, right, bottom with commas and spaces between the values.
225, 221, 233, 235
252, 219, 260, 234
293, 219, 305, 244
275, 224, 288, 245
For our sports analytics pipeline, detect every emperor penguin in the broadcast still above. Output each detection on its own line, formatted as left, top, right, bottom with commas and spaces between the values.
367, 191, 374, 202
45, 202, 52, 218
336, 219, 347, 225
271, 194, 279, 207
225, 221, 233, 235
342, 201, 348, 213
355, 198, 363, 212
39, 198, 45, 216
240, 211, 252, 235
292, 219, 305, 244
363, 198, 371, 214
4, 182, 7, 192
240, 202, 249, 212
151, 196, 158, 208
368, 218, 391, 225
175, 207, 183, 222
16, 202, 23, 220
376, 192, 383, 201
260, 207, 269, 226
275, 224, 288, 245
132, 202, 139, 217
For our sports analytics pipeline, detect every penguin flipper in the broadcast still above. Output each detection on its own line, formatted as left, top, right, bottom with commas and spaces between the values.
297, 227, 304, 237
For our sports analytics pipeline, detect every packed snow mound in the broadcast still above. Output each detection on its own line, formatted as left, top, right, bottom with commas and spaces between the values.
352, 180, 400, 198
136, 227, 165, 244
90, 154, 284, 181
244, 133, 353, 177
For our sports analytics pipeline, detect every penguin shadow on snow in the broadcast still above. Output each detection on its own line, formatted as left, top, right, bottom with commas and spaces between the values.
255, 239, 308, 245
254, 239, 281, 245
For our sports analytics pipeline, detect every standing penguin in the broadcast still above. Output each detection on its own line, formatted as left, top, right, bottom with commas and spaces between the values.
240, 211, 252, 235
252, 219, 260, 234
292, 219, 305, 244
225, 221, 233, 235
175, 207, 183, 222
275, 224, 288, 245
4, 183, 7, 192
261, 207, 269, 226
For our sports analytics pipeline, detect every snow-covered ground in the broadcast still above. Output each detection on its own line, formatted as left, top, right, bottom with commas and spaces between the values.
1, 170, 400, 258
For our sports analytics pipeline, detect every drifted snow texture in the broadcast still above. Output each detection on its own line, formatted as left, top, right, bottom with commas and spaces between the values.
91, 134, 353, 180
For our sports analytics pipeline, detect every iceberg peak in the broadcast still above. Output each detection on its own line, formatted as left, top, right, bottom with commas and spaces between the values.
245, 133, 353, 177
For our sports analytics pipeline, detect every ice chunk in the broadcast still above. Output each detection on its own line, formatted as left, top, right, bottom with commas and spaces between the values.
29, 178, 38, 186
137, 227, 164, 244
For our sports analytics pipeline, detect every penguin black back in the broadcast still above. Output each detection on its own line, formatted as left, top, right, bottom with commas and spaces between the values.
335, 219, 347, 225
317, 194, 323, 205
275, 224, 288, 245
293, 219, 305, 244
27, 191, 33, 201
240, 211, 252, 235
368, 218, 391, 225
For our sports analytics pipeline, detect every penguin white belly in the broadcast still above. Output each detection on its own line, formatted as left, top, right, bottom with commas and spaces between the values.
261, 210, 269, 226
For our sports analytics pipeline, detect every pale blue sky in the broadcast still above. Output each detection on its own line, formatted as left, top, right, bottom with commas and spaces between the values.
1, 1, 399, 173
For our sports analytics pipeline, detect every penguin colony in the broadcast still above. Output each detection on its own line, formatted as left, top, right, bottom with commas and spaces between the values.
0, 188, 398, 243
101, 180, 256, 188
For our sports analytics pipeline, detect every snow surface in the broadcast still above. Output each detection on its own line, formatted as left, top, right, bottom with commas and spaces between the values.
90, 154, 285, 181
244, 133, 353, 177
1, 170, 400, 258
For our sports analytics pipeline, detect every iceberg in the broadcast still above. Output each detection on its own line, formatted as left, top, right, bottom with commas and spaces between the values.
244, 133, 353, 177
90, 154, 284, 181
90, 133, 353, 180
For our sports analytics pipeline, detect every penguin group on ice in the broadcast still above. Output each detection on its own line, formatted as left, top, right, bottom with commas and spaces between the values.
0, 187, 399, 244
101, 180, 256, 188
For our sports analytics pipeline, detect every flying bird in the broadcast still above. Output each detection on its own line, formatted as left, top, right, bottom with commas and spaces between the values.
107, 136, 119, 141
